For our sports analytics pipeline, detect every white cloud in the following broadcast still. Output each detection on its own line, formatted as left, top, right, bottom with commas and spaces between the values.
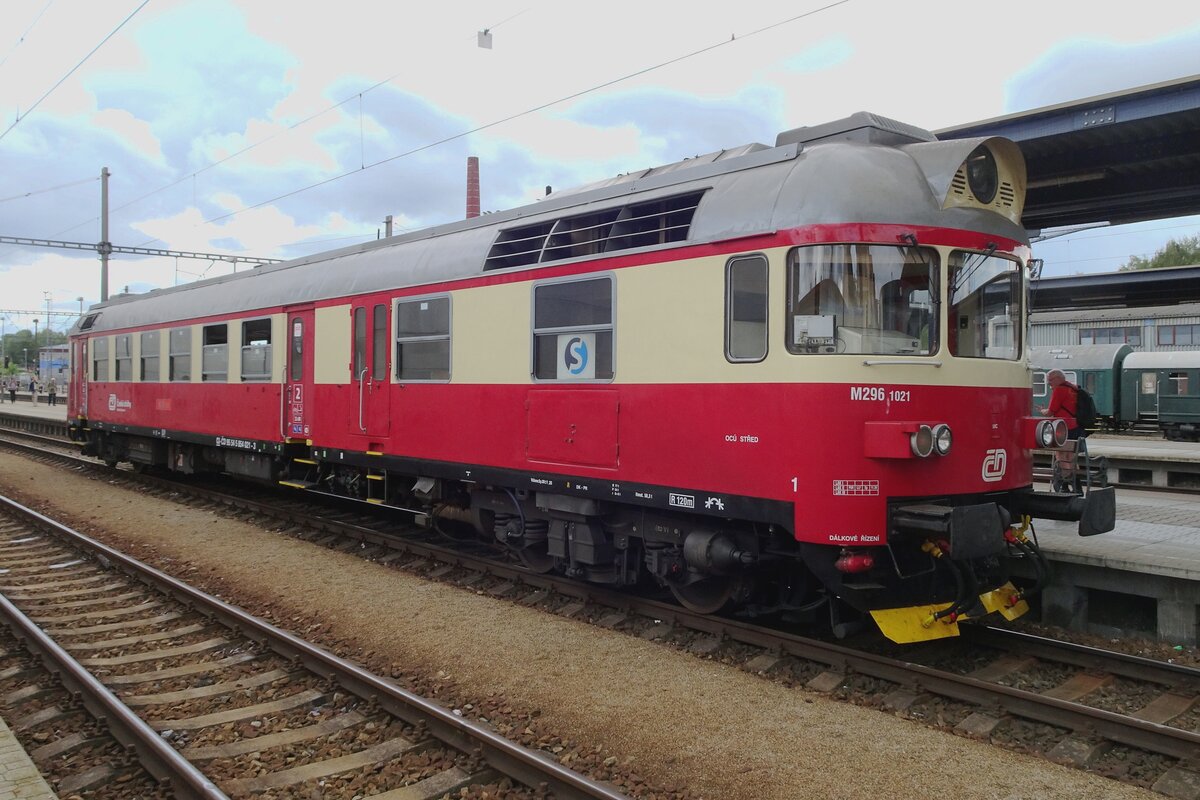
1, 0, 1198, 303
90, 108, 165, 164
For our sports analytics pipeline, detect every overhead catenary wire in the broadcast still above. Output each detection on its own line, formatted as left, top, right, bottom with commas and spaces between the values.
105, 13, 542, 223
0, 0, 55, 72
103, 6, 538, 222
0, 175, 97, 204
0, 0, 150, 143
202, 0, 853, 227
40, 0, 852, 252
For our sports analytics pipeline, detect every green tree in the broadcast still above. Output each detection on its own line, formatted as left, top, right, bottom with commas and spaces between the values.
1120, 235, 1200, 271
0, 328, 67, 373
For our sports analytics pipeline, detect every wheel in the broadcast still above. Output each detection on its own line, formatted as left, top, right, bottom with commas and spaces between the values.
515, 543, 555, 573
669, 575, 742, 614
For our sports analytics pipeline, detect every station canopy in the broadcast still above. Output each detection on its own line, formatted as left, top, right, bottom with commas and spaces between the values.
938, 76, 1200, 310
937, 75, 1200, 233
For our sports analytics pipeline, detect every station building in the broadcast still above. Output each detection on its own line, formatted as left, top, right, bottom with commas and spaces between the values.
37, 343, 70, 384
1030, 264, 1200, 352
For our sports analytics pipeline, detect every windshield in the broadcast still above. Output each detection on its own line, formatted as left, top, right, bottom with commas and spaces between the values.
786, 244, 938, 355
948, 251, 1021, 359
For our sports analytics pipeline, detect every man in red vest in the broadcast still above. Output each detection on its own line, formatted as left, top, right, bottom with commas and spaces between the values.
1042, 369, 1082, 491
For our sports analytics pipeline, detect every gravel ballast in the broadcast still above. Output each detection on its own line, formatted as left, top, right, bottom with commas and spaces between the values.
0, 452, 1160, 800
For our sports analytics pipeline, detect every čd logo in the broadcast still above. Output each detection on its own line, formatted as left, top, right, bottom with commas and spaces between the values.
981, 449, 1007, 482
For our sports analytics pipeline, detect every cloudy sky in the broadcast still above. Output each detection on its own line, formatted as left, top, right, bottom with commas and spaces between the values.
1, 0, 1199, 336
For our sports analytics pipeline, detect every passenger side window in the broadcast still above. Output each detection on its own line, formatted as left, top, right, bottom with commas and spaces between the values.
290, 319, 303, 382
114, 334, 132, 381
169, 327, 191, 382
202, 324, 228, 382
353, 308, 366, 378
240, 319, 272, 382
372, 305, 387, 381
140, 331, 160, 381
532, 277, 613, 380
395, 296, 450, 381
92, 337, 109, 381
725, 255, 768, 362
1032, 371, 1046, 397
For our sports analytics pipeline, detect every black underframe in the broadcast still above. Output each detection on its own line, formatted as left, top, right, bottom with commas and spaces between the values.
81, 419, 795, 529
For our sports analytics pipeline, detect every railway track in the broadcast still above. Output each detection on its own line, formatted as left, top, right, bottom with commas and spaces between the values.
0, 493, 629, 799
0, 622, 170, 798
6, 431, 1200, 794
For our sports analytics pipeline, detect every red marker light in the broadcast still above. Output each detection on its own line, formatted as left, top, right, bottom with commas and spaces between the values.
835, 552, 875, 573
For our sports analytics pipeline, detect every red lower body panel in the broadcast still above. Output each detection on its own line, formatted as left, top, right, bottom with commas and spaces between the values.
82, 380, 1033, 545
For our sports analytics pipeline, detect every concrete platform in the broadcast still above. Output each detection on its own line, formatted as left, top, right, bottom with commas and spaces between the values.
0, 403, 67, 423
0, 717, 57, 799
1055, 435, 1200, 490
1088, 436, 1200, 464
1026, 487, 1200, 643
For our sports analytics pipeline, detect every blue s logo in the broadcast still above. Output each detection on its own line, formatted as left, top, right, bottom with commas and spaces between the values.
564, 336, 589, 375
556, 332, 596, 379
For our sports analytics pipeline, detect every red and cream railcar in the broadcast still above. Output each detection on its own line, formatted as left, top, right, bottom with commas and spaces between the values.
68, 113, 1114, 643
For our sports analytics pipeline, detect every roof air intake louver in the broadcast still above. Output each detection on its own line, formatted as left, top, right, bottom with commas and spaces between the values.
484, 190, 705, 270
484, 220, 555, 272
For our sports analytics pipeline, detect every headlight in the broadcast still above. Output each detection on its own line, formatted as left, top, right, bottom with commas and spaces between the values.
932, 424, 952, 456
965, 145, 998, 204
910, 424, 934, 458
1052, 418, 1068, 447
1037, 420, 1055, 448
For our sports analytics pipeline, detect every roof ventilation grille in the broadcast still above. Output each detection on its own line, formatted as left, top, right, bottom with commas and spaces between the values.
484, 190, 705, 271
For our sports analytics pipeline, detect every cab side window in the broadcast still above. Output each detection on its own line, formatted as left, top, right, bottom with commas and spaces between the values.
725, 255, 768, 362
1032, 371, 1046, 397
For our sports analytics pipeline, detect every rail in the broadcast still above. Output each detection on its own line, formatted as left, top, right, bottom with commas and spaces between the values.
0, 541, 229, 799
6, 436, 1200, 778
0, 493, 629, 800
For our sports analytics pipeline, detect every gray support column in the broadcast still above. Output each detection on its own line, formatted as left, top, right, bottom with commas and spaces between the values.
1041, 583, 1088, 630
99, 166, 111, 302
1157, 600, 1198, 645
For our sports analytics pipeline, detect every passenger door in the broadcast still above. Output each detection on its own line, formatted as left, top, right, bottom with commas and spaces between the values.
349, 302, 391, 438
74, 338, 88, 417
284, 306, 314, 440
1139, 370, 1160, 418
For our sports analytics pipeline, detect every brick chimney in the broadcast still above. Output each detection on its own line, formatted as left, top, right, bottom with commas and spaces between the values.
466, 156, 480, 219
